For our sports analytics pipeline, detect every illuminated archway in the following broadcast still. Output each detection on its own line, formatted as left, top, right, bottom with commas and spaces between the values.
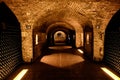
54, 31, 67, 44
46, 24, 75, 47
33, 9, 93, 61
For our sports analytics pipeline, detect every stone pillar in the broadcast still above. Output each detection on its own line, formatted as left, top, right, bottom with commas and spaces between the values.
22, 30, 33, 62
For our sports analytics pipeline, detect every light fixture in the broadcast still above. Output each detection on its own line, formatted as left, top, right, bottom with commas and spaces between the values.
35, 34, 38, 45
96, 25, 100, 29
13, 69, 28, 80
77, 49, 84, 54
101, 67, 120, 80
26, 25, 31, 29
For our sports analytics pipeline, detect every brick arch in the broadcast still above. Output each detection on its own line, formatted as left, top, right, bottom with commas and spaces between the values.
33, 8, 88, 32
46, 22, 74, 33
33, 9, 92, 48
46, 24, 74, 46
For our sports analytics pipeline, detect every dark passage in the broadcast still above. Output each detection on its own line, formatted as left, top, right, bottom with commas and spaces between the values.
7, 46, 117, 80
104, 9, 120, 74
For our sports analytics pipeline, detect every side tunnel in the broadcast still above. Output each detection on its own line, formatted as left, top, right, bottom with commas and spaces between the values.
83, 24, 93, 60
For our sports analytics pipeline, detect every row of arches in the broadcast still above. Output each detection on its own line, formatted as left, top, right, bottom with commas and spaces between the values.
33, 9, 94, 61
33, 22, 93, 61
46, 24, 75, 47
0, 1, 120, 79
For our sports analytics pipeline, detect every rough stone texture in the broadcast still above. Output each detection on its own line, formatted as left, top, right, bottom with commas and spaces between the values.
21, 30, 33, 62
2, 0, 120, 62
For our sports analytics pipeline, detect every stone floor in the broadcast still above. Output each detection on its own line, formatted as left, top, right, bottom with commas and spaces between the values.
7, 46, 116, 80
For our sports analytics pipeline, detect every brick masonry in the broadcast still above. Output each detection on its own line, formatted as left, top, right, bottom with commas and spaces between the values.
1, 0, 120, 62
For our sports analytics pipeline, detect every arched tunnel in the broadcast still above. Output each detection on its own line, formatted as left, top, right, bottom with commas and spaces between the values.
0, 1, 120, 80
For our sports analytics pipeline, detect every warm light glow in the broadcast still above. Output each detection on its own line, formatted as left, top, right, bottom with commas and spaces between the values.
41, 53, 84, 68
13, 69, 28, 80
54, 31, 66, 43
101, 67, 120, 80
48, 46, 72, 49
35, 34, 38, 45
86, 33, 90, 44
77, 49, 84, 54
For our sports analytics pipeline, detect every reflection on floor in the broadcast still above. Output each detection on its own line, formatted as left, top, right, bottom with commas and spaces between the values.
7, 46, 117, 80
41, 53, 84, 68
48, 46, 72, 50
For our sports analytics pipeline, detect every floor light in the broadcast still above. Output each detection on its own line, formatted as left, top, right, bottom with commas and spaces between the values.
77, 49, 84, 54
101, 67, 120, 80
13, 69, 28, 80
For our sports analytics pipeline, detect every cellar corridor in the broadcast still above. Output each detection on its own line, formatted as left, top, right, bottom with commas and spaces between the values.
0, 1, 120, 80
6, 46, 118, 80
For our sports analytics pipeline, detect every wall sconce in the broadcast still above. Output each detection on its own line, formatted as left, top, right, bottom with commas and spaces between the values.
35, 34, 38, 45
86, 33, 90, 44
99, 47, 103, 56
96, 25, 100, 29
26, 25, 31, 29
96, 19, 101, 29
46, 35, 47, 39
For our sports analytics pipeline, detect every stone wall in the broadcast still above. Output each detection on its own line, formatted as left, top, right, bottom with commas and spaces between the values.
2, 0, 120, 62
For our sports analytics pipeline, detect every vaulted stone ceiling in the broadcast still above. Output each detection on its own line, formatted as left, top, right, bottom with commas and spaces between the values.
1, 0, 120, 31
0, 0, 120, 62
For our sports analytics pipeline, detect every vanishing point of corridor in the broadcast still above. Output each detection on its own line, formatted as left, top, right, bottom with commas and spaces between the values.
0, 1, 120, 80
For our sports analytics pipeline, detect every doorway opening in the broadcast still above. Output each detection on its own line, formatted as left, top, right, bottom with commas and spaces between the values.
83, 24, 93, 60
